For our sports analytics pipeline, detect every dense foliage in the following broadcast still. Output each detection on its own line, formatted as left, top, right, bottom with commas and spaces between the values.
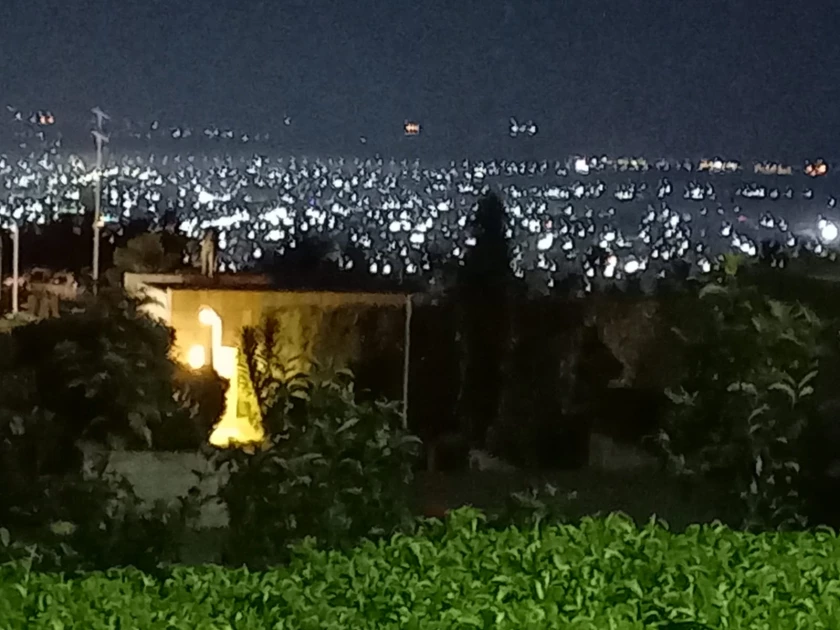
0, 471, 188, 574
112, 232, 182, 274
154, 365, 228, 451
0, 288, 225, 570
0, 288, 226, 454
0, 289, 176, 452
205, 315, 422, 568
2, 508, 839, 628
655, 255, 831, 531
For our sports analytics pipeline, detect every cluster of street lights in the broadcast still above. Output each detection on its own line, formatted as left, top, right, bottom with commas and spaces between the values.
1, 107, 108, 315
3, 104, 840, 315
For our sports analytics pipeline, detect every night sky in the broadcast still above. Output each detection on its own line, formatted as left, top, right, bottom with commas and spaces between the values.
1, 0, 839, 157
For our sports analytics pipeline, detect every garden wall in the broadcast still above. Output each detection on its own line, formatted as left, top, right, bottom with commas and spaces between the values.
106, 451, 228, 528
108, 451, 735, 536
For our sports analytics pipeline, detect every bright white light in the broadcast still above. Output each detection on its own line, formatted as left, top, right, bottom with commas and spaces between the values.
187, 344, 206, 370
537, 233, 554, 251
819, 219, 838, 243
198, 307, 220, 326
574, 158, 589, 175
623, 259, 640, 274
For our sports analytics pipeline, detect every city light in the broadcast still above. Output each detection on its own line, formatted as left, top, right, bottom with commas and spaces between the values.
818, 219, 838, 243
806, 160, 829, 177
623, 259, 640, 274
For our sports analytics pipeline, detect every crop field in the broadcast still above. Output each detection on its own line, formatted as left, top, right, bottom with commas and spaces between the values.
2, 509, 838, 629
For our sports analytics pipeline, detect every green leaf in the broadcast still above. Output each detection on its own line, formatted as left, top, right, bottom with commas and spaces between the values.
768, 381, 797, 402
336, 418, 360, 434
699, 283, 728, 298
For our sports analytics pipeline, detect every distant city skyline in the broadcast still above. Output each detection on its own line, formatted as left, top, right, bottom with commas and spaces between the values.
2, 0, 839, 157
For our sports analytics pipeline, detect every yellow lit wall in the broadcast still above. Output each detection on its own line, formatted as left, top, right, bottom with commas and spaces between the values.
169, 289, 405, 363
166, 289, 407, 445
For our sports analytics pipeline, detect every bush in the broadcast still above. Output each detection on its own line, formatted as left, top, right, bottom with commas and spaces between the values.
654, 256, 829, 531
0, 287, 226, 457
151, 366, 228, 451
0, 289, 206, 571
2, 509, 839, 627
210, 318, 422, 567
0, 469, 189, 573
493, 483, 581, 527
0, 288, 179, 455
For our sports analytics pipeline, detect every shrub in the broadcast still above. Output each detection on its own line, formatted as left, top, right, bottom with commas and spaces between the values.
1, 288, 179, 454
493, 483, 581, 527
0, 289, 204, 570
654, 256, 828, 531
2, 509, 839, 628
113, 232, 181, 273
210, 318, 422, 567
0, 468, 189, 573
151, 365, 228, 451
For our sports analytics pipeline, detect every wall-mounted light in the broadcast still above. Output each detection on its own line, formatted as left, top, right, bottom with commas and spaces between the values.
187, 344, 206, 370
198, 306, 222, 372
198, 306, 221, 326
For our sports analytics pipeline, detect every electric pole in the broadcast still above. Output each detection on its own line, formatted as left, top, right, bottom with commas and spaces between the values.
91, 107, 110, 293
0, 228, 3, 314
11, 223, 19, 314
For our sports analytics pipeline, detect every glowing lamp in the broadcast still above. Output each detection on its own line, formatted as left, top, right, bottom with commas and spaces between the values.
623, 259, 640, 274
198, 307, 220, 326
187, 344, 206, 369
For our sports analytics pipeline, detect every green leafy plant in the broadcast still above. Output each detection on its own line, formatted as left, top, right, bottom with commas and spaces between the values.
494, 483, 581, 527
654, 256, 827, 531
211, 374, 421, 567
0, 467, 190, 573
208, 315, 422, 567
152, 365, 228, 451
2, 509, 839, 627
0, 289, 206, 572
1, 288, 179, 453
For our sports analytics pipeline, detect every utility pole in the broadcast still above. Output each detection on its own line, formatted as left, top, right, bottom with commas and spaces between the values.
91, 107, 110, 294
0, 228, 3, 315
11, 223, 19, 314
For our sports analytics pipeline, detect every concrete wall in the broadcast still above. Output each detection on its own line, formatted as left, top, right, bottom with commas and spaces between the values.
107, 451, 229, 529
108, 450, 733, 535
169, 288, 405, 363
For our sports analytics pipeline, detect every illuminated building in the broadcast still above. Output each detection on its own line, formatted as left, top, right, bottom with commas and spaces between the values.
124, 273, 411, 447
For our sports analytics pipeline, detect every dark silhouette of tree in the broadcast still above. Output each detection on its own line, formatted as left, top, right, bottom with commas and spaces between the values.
455, 192, 512, 448
258, 237, 409, 293
17, 215, 106, 275
113, 232, 181, 273
257, 237, 342, 289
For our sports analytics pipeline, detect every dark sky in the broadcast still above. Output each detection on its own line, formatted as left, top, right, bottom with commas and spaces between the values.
1, 0, 839, 157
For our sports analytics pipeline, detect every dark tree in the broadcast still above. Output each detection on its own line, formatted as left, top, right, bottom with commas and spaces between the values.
455, 192, 512, 448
